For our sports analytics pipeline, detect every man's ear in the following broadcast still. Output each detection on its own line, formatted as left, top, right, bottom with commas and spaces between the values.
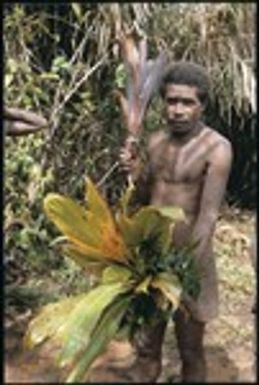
200, 104, 205, 114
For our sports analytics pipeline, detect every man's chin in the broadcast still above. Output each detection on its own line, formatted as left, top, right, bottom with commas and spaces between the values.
170, 122, 191, 135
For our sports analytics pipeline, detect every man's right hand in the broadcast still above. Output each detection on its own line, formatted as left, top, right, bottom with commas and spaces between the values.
119, 136, 141, 178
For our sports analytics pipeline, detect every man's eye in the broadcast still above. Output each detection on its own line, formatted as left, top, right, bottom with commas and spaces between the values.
184, 100, 194, 106
167, 99, 177, 105
166, 98, 195, 106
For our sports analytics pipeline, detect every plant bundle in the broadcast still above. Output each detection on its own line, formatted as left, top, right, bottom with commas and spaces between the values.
24, 178, 200, 382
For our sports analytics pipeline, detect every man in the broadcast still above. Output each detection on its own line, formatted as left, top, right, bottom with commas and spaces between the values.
118, 61, 233, 382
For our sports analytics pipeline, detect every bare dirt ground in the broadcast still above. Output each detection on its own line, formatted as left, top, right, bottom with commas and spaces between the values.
5, 209, 256, 383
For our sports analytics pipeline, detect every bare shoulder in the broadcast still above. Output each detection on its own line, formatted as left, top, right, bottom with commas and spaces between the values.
147, 130, 167, 152
205, 126, 233, 164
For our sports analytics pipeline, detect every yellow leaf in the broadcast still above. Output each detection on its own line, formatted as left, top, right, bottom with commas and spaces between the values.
135, 275, 152, 294
85, 178, 132, 263
151, 272, 182, 310
44, 194, 101, 248
44, 180, 132, 265
62, 244, 106, 276
85, 177, 114, 229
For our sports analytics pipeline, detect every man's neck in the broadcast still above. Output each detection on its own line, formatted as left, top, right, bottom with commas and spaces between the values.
168, 120, 204, 144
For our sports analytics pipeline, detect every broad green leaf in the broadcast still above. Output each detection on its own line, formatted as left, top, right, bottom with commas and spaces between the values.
154, 217, 172, 254
117, 207, 159, 247
101, 265, 132, 285
62, 244, 106, 275
44, 193, 101, 248
24, 293, 87, 349
117, 206, 171, 253
66, 295, 132, 383
151, 272, 182, 310
156, 206, 186, 223
57, 282, 129, 367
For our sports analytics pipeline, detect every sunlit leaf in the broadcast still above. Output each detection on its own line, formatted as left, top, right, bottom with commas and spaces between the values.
135, 275, 152, 294
62, 243, 106, 275
44, 187, 131, 264
85, 177, 114, 229
151, 272, 182, 310
24, 293, 87, 349
25, 282, 128, 370
71, 3, 82, 22
156, 206, 186, 223
57, 282, 128, 367
117, 206, 171, 253
101, 265, 133, 285
66, 295, 132, 383
44, 193, 101, 248
84, 178, 132, 263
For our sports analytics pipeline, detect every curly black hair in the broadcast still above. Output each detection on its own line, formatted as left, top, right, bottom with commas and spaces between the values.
160, 61, 210, 105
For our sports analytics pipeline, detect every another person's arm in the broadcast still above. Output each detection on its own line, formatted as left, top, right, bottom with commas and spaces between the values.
4, 107, 47, 136
191, 139, 233, 261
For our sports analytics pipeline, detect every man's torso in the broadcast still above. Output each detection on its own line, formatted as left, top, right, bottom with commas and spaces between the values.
146, 125, 225, 247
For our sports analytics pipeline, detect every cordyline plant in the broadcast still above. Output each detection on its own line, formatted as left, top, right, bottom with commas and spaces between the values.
24, 177, 200, 382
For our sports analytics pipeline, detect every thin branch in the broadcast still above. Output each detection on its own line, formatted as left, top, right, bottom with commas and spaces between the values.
50, 54, 107, 122
96, 161, 120, 188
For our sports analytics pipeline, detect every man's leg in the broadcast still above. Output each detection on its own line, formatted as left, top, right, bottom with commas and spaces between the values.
107, 318, 167, 382
131, 317, 167, 381
174, 308, 207, 382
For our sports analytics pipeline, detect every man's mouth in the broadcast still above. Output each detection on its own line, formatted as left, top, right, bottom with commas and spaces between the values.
171, 119, 188, 124
170, 120, 190, 128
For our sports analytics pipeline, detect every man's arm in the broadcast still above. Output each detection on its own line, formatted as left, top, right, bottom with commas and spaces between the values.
4, 107, 47, 136
191, 139, 233, 260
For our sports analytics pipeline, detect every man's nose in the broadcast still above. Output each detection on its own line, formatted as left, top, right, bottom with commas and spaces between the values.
173, 102, 185, 115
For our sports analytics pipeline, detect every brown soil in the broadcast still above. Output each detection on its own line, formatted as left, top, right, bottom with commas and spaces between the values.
5, 210, 256, 383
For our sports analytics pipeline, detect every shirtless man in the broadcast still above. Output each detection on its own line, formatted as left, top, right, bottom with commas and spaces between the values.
119, 61, 233, 382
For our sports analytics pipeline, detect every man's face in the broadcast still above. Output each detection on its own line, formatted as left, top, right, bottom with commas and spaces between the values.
164, 84, 203, 135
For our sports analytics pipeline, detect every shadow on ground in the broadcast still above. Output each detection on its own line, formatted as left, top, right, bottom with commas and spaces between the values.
205, 345, 239, 383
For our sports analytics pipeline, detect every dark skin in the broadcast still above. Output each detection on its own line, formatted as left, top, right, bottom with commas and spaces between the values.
4, 107, 47, 136
120, 83, 233, 382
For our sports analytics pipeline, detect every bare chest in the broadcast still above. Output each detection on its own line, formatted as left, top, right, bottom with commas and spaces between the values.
150, 141, 208, 183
